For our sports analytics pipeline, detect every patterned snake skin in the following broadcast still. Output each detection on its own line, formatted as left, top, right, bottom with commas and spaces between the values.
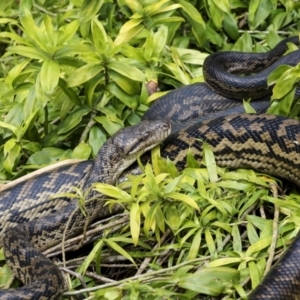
0, 121, 171, 299
0, 36, 300, 299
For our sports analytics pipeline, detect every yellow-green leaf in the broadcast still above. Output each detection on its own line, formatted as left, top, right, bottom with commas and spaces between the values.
67, 63, 103, 87
130, 203, 140, 245
166, 192, 199, 210
7, 46, 49, 60
40, 59, 60, 94
107, 60, 145, 82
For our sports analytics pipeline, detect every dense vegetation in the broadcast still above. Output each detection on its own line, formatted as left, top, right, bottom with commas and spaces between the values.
0, 0, 299, 299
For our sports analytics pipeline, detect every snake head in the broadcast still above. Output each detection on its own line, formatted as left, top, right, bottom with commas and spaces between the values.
112, 120, 171, 158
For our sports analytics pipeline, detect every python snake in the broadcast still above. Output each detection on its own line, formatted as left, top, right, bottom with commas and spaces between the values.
0, 121, 171, 299
0, 36, 300, 299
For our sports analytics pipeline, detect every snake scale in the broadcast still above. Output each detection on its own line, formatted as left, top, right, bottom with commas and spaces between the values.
0, 36, 300, 299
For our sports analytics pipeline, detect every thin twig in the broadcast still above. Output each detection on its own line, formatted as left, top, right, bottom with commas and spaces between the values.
79, 111, 97, 143
264, 183, 279, 275
63, 256, 211, 296
260, 205, 266, 219
44, 215, 129, 257
237, 30, 295, 36
85, 271, 116, 284
60, 267, 87, 289
135, 228, 171, 276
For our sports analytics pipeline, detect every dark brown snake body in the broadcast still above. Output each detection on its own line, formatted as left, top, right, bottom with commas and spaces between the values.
0, 36, 300, 299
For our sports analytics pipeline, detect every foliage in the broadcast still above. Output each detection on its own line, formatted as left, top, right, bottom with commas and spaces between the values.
65, 147, 299, 299
0, 0, 299, 299
0, 0, 299, 180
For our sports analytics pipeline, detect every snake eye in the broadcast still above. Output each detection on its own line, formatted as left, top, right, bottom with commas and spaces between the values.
162, 123, 169, 131
143, 131, 150, 139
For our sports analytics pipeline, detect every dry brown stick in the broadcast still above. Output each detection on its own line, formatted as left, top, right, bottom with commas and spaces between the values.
44, 215, 129, 257
135, 228, 171, 276
264, 183, 279, 275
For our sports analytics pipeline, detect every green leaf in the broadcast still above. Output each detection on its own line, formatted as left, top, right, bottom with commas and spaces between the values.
0, 121, 18, 135
145, 2, 182, 17
232, 33, 252, 51
57, 107, 90, 134
91, 18, 108, 54
0, 264, 13, 288
67, 63, 103, 87
105, 239, 135, 265
249, 260, 261, 289
7, 46, 49, 60
71, 142, 92, 159
108, 71, 139, 95
123, 0, 143, 13
54, 44, 93, 57
79, 0, 104, 23
4, 59, 30, 87
270, 67, 297, 101
0, 31, 29, 46
88, 126, 106, 157
211, 0, 230, 13
19, 0, 33, 12
176, 48, 208, 65
19, 8, 50, 51
243, 100, 257, 113
177, 0, 206, 46
114, 19, 144, 45
188, 229, 202, 259
107, 82, 139, 109
178, 0, 205, 25
152, 25, 168, 58
208, 0, 224, 28
178, 267, 239, 296
267, 65, 292, 86
223, 13, 239, 40
144, 201, 162, 235
0, 18, 18, 25
43, 15, 54, 45
3, 139, 21, 172
245, 237, 272, 256
205, 229, 216, 257
58, 20, 80, 45
94, 116, 123, 136
40, 59, 60, 94
27, 147, 66, 165
165, 203, 180, 231
166, 192, 199, 210
163, 174, 183, 194
208, 257, 244, 268
107, 60, 145, 82
273, 90, 295, 115
248, 0, 274, 29
130, 203, 141, 246
58, 78, 81, 106
77, 239, 103, 275
203, 143, 218, 183
232, 224, 242, 252
22, 141, 41, 153
93, 183, 131, 200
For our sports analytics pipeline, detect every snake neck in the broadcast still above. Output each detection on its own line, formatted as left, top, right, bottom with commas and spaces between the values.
82, 141, 133, 194
83, 142, 124, 191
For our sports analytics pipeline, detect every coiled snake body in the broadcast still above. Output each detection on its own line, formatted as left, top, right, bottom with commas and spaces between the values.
1, 36, 300, 299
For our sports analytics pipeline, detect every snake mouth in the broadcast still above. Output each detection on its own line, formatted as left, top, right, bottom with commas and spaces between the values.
127, 120, 171, 156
